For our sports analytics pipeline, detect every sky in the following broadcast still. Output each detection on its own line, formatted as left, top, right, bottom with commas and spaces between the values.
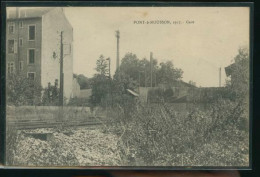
62, 7, 249, 87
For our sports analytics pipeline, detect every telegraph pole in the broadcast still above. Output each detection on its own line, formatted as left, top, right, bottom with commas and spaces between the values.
115, 30, 120, 70
145, 67, 147, 87
106, 57, 111, 78
59, 31, 64, 106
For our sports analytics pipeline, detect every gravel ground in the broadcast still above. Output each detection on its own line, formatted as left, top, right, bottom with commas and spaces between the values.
13, 126, 121, 166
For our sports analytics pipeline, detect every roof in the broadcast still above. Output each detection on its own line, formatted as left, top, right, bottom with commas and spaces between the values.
7, 7, 55, 19
160, 80, 196, 88
126, 89, 139, 97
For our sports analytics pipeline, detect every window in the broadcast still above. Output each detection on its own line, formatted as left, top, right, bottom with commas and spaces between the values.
9, 22, 15, 34
8, 40, 14, 53
19, 38, 23, 46
19, 61, 23, 70
19, 21, 23, 28
28, 49, 35, 64
7, 62, 15, 75
27, 72, 35, 80
28, 25, 35, 40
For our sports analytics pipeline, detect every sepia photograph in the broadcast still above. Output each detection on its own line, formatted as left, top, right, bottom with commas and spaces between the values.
5, 6, 251, 167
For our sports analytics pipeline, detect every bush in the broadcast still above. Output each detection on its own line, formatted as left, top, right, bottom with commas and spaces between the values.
42, 80, 59, 106
147, 87, 175, 103
6, 74, 42, 106
67, 97, 91, 107
111, 98, 249, 166
6, 125, 18, 165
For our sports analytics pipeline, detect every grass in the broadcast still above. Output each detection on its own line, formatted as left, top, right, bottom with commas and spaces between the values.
5, 98, 249, 166
106, 98, 249, 166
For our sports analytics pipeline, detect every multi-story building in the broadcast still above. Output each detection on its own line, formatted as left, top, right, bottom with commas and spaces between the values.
6, 7, 74, 101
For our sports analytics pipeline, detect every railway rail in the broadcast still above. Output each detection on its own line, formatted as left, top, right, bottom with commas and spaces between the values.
6, 116, 106, 130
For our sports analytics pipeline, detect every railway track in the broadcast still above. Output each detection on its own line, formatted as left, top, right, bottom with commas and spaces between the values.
6, 117, 106, 130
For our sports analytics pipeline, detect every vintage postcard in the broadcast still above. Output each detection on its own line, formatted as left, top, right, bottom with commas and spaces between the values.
4, 5, 251, 168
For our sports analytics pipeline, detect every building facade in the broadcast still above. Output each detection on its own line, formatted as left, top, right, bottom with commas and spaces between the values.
6, 7, 74, 101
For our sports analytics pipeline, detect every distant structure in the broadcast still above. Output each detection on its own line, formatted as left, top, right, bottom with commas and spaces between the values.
71, 78, 80, 98
6, 7, 74, 100
219, 67, 221, 87
115, 30, 120, 70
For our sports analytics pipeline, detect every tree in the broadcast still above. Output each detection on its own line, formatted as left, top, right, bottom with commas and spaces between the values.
90, 74, 110, 106
118, 53, 159, 87
73, 74, 91, 89
6, 74, 42, 106
119, 53, 140, 81
95, 55, 108, 75
226, 47, 249, 99
188, 80, 196, 87
156, 61, 183, 86
116, 53, 183, 88
90, 55, 110, 105
42, 80, 59, 106
113, 70, 138, 94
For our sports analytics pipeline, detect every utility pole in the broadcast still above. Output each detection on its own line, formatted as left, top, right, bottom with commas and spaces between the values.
106, 57, 111, 78
59, 31, 64, 107
150, 52, 153, 87
219, 67, 221, 87
106, 57, 112, 107
145, 67, 147, 87
115, 30, 120, 70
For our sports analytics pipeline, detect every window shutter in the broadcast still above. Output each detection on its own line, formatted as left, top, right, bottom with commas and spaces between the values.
14, 40, 18, 53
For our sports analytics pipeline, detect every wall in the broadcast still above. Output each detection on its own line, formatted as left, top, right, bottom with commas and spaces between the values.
6, 18, 42, 82
6, 106, 92, 122
71, 78, 80, 98
79, 89, 92, 99
139, 87, 150, 103
41, 8, 73, 101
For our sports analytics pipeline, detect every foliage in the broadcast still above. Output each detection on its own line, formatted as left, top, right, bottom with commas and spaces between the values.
113, 71, 138, 93
156, 61, 183, 86
91, 53, 139, 107
6, 74, 42, 106
67, 97, 91, 107
226, 47, 249, 99
117, 53, 183, 87
42, 80, 59, 106
6, 125, 18, 165
110, 99, 249, 166
187, 87, 236, 103
119, 53, 142, 82
73, 74, 92, 89
90, 74, 110, 106
188, 80, 196, 87
95, 55, 109, 75
147, 87, 175, 103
